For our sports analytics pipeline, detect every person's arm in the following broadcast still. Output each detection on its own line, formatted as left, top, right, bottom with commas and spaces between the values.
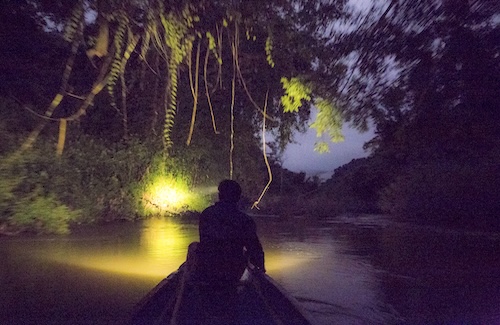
198, 207, 213, 243
244, 218, 265, 272
199, 211, 207, 243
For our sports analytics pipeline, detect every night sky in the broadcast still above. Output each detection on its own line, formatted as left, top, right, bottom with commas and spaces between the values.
280, 0, 380, 179
283, 113, 375, 179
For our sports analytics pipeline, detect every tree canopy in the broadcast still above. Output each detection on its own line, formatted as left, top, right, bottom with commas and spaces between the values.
2, 0, 354, 159
3, 0, 498, 156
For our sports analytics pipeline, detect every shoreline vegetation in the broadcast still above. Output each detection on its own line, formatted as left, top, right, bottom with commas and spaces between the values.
1, 113, 498, 236
1, 106, 498, 236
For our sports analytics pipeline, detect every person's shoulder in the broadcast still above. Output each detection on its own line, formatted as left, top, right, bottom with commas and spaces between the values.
238, 210, 251, 218
200, 204, 217, 216
202, 204, 214, 212
239, 210, 255, 224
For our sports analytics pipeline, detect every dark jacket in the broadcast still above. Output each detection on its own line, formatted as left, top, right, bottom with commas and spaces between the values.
198, 201, 265, 284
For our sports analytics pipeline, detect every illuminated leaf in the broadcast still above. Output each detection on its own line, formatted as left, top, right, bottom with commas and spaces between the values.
314, 141, 330, 153
280, 77, 312, 113
310, 99, 344, 144
265, 35, 275, 67
206, 31, 216, 50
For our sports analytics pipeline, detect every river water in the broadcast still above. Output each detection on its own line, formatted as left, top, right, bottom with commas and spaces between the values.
1, 214, 499, 325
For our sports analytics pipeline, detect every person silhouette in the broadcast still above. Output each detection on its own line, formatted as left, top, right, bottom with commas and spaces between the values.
197, 179, 265, 285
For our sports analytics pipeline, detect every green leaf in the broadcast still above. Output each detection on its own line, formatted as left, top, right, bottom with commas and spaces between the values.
314, 141, 330, 153
310, 99, 344, 144
280, 77, 312, 113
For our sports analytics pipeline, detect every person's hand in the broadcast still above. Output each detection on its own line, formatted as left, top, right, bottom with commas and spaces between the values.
255, 266, 266, 274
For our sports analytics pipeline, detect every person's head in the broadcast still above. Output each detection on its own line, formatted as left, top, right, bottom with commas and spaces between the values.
218, 179, 242, 203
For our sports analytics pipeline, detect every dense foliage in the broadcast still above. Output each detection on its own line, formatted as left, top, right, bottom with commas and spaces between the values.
309, 0, 499, 229
0, 98, 213, 234
1, 0, 336, 233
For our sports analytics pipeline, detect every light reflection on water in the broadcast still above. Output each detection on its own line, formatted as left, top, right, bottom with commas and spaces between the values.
139, 218, 192, 270
1, 215, 499, 325
45, 218, 195, 278
31, 218, 312, 279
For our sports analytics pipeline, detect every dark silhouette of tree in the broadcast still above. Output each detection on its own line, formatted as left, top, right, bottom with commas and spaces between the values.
310, 0, 499, 227
326, 0, 499, 157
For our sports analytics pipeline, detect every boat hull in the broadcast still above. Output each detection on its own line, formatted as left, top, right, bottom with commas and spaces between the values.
131, 265, 313, 325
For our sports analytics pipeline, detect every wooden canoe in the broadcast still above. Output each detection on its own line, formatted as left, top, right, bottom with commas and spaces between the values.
131, 264, 314, 325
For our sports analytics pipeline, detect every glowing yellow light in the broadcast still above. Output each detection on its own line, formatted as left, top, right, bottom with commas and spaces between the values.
140, 218, 190, 262
142, 175, 191, 214
152, 186, 186, 209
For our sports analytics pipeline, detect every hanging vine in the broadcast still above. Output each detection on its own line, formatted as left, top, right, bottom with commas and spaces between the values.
107, 10, 129, 113
186, 41, 201, 145
158, 5, 197, 151
121, 31, 140, 139
216, 23, 223, 88
63, 0, 84, 43
234, 35, 274, 121
252, 90, 272, 210
229, 22, 238, 179
203, 38, 219, 134
265, 33, 275, 68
